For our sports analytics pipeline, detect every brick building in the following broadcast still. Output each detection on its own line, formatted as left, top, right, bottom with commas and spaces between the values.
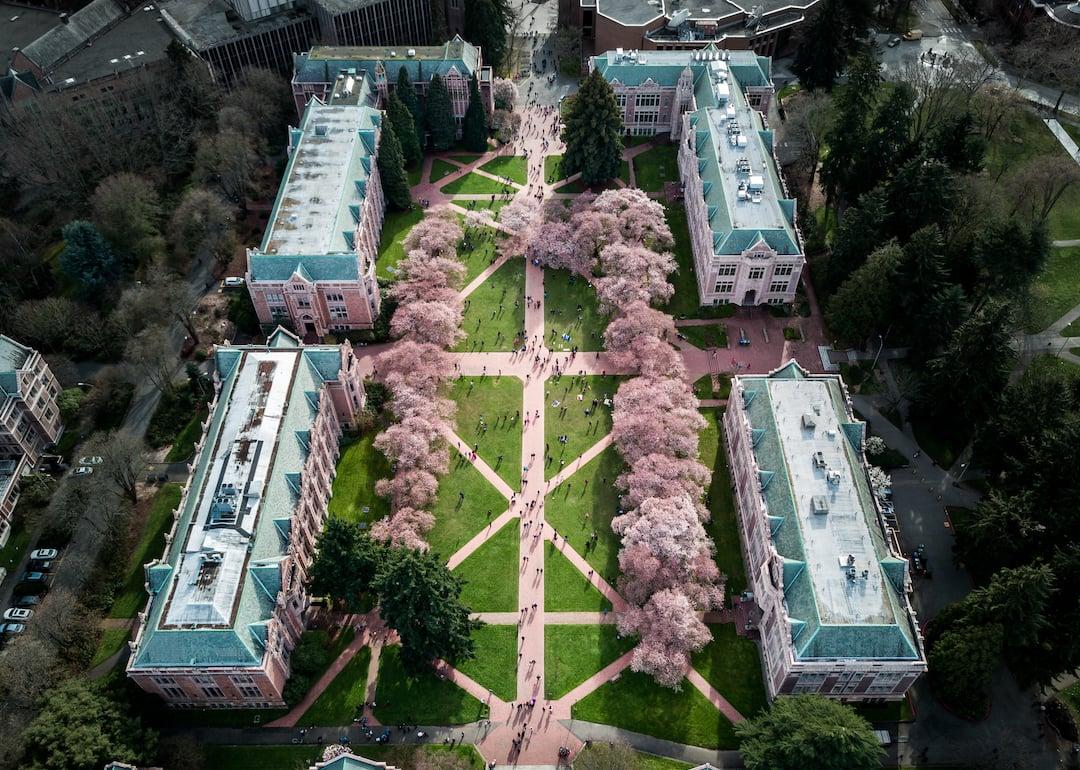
560, 0, 820, 58
0, 335, 61, 549
291, 35, 493, 124
160, 0, 466, 83
725, 361, 926, 702
246, 72, 385, 338
594, 46, 803, 307
127, 329, 366, 707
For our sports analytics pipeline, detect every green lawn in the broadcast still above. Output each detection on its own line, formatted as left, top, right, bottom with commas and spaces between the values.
449, 154, 482, 166
453, 519, 519, 612
429, 449, 509, 561
662, 204, 736, 320
544, 269, 608, 351
376, 207, 425, 281
455, 623, 518, 701
90, 626, 131, 669
407, 163, 422, 188
1027, 247, 1080, 333
632, 144, 679, 193
453, 260, 526, 353
1027, 352, 1080, 382
545, 624, 636, 699
163, 406, 207, 462
680, 324, 728, 350
148, 706, 286, 728
573, 746, 693, 770
430, 158, 461, 183
201, 746, 321, 770
699, 409, 747, 594
1061, 317, 1080, 337
544, 374, 622, 480
691, 624, 767, 719
0, 515, 30, 578
457, 216, 504, 284
448, 375, 523, 489
544, 541, 611, 612
619, 159, 632, 186
572, 669, 738, 749
356, 746, 486, 769
986, 109, 1080, 242
545, 154, 568, 183
693, 374, 714, 400
441, 172, 514, 195
374, 645, 488, 725
480, 155, 527, 185
544, 445, 626, 584
327, 433, 391, 527
459, 198, 510, 217
109, 483, 183, 618
297, 646, 371, 727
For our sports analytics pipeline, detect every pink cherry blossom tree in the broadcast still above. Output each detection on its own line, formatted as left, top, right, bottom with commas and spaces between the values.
402, 207, 462, 260
371, 507, 436, 551
612, 377, 705, 463
375, 469, 441, 511
500, 196, 538, 235
389, 301, 465, 348
616, 454, 711, 520
617, 588, 714, 688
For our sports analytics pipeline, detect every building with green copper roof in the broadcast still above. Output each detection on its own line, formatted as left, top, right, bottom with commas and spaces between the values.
245, 70, 385, 341
592, 46, 804, 307
126, 329, 366, 707
724, 361, 926, 701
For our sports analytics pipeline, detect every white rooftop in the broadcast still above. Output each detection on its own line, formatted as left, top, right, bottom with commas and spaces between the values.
705, 60, 790, 233
768, 378, 891, 625
263, 102, 370, 257
163, 350, 299, 628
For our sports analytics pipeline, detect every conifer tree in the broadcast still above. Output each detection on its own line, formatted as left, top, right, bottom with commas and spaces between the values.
425, 73, 457, 151
377, 120, 412, 211
562, 69, 623, 186
461, 75, 489, 152
396, 67, 424, 149
387, 91, 423, 169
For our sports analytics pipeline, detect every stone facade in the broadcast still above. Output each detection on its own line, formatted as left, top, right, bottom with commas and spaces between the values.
594, 48, 803, 307
0, 335, 61, 466
127, 332, 364, 707
246, 81, 386, 339
290, 36, 494, 125
724, 362, 926, 702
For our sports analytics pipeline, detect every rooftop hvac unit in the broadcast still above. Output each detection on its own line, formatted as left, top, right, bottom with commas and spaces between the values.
407, 48, 416, 57
802, 412, 817, 429
748, 173, 764, 190
667, 8, 692, 27
811, 495, 830, 515
812, 450, 826, 467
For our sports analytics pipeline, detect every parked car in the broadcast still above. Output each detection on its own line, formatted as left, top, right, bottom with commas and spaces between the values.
17, 571, 48, 585
13, 595, 41, 607
3, 608, 32, 621
73, 466, 93, 476
887, 36, 902, 47
29, 548, 58, 561
78, 456, 103, 465
0, 623, 25, 635
221, 277, 246, 289
29, 559, 53, 572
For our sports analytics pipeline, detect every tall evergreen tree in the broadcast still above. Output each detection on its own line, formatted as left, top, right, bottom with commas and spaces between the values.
464, 0, 513, 72
850, 83, 915, 198
309, 520, 386, 611
425, 73, 457, 151
823, 188, 888, 291
791, 0, 876, 91
430, 0, 448, 42
928, 623, 1002, 719
925, 299, 1015, 425
562, 69, 623, 186
736, 695, 885, 770
59, 220, 120, 298
396, 67, 424, 149
820, 49, 881, 207
373, 547, 481, 672
825, 240, 902, 344
386, 91, 423, 169
377, 121, 413, 211
461, 75, 489, 152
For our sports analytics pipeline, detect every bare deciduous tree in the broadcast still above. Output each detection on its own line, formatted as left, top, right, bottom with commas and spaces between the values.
124, 325, 178, 397
1005, 154, 1080, 223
